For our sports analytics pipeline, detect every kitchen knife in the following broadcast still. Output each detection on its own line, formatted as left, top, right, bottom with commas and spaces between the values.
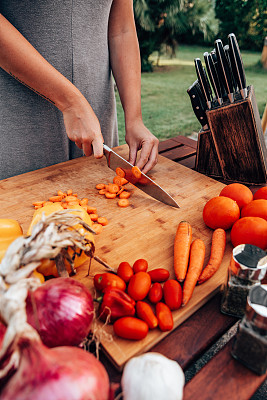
214, 39, 234, 103
194, 58, 212, 109
187, 80, 209, 129
210, 50, 228, 101
228, 33, 247, 99
103, 144, 180, 208
223, 44, 238, 92
203, 52, 223, 106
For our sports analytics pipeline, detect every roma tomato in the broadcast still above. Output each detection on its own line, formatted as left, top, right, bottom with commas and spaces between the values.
163, 279, 182, 310
148, 268, 170, 282
136, 301, 158, 329
148, 282, 163, 304
113, 316, 149, 340
93, 272, 126, 292
117, 261, 134, 283
132, 258, 148, 273
127, 271, 151, 301
156, 302, 173, 332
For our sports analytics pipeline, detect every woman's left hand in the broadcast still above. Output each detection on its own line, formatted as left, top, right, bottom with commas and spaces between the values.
125, 120, 159, 175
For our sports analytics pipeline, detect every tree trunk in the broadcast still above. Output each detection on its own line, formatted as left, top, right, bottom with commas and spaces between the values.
261, 37, 267, 69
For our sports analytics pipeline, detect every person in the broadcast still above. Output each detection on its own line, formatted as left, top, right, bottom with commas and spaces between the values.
0, 0, 159, 180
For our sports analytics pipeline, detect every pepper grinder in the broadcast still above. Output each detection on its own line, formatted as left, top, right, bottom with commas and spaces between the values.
221, 244, 267, 318
231, 284, 267, 375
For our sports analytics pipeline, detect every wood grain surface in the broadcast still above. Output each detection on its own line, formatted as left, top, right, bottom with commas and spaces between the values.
0, 144, 233, 370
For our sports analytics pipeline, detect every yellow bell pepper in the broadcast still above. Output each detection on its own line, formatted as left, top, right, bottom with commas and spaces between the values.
27, 204, 95, 277
0, 219, 23, 262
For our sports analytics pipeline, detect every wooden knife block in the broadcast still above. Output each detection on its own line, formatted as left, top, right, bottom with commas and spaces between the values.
195, 86, 267, 184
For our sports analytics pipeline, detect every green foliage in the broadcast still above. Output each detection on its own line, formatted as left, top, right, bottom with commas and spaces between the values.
215, 0, 267, 50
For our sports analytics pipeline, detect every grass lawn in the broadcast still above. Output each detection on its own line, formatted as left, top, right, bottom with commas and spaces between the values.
116, 44, 266, 144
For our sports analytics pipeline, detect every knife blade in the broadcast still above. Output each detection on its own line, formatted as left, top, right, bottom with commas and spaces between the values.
223, 44, 238, 92
187, 80, 209, 129
203, 52, 223, 106
228, 33, 247, 99
214, 39, 234, 103
194, 58, 212, 109
103, 144, 180, 208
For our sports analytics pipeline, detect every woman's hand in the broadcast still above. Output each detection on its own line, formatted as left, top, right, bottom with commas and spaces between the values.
62, 97, 104, 158
125, 119, 159, 175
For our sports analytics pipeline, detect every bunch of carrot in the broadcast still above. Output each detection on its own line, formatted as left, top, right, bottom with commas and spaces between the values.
174, 221, 226, 306
95, 174, 132, 208
32, 189, 107, 235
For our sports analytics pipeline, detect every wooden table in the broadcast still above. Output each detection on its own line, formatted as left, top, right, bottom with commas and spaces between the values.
100, 135, 266, 399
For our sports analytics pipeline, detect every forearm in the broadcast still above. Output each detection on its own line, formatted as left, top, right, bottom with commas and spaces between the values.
108, 1, 142, 127
0, 14, 82, 111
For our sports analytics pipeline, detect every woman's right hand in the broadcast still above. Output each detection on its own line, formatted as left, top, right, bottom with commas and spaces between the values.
62, 96, 104, 158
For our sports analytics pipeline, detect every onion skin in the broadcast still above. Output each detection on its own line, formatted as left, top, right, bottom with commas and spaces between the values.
26, 278, 94, 347
0, 337, 110, 400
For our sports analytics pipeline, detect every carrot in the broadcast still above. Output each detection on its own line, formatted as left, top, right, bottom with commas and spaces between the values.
173, 221, 192, 282
119, 191, 131, 199
87, 206, 97, 214
43, 201, 53, 206
182, 239, 206, 306
118, 199, 129, 207
98, 189, 107, 195
116, 167, 125, 178
34, 205, 43, 209
79, 198, 88, 206
95, 183, 105, 190
116, 187, 125, 196
105, 192, 117, 199
198, 228, 226, 285
61, 202, 68, 209
57, 190, 66, 197
132, 166, 142, 179
32, 201, 44, 207
92, 223, 103, 235
113, 176, 128, 186
108, 183, 120, 194
97, 217, 108, 226
65, 195, 79, 203
67, 201, 80, 206
49, 195, 63, 202
89, 213, 98, 221
67, 189, 73, 195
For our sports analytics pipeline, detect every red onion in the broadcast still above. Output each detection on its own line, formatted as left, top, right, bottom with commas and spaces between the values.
26, 277, 94, 347
0, 337, 110, 400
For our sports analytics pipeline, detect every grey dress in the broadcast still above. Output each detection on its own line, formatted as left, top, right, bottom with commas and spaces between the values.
0, 0, 119, 180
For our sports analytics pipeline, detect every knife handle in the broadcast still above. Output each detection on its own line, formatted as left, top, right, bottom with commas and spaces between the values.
210, 50, 228, 101
228, 33, 247, 99
214, 39, 234, 103
223, 44, 238, 92
187, 80, 209, 129
203, 52, 223, 106
194, 58, 212, 109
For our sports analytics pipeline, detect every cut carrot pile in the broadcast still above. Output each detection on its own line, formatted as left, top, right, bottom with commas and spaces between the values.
95, 175, 132, 207
31, 189, 108, 235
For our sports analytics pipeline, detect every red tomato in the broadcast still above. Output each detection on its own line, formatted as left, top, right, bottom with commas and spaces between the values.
156, 302, 173, 331
132, 258, 148, 273
127, 271, 151, 301
113, 317, 149, 340
136, 301, 158, 329
117, 262, 134, 283
163, 279, 182, 310
93, 272, 126, 292
148, 268, 170, 282
148, 282, 163, 304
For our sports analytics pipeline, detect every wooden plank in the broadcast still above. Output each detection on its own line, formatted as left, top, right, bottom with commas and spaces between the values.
172, 135, 198, 149
0, 144, 231, 370
160, 145, 196, 162
158, 138, 182, 153
183, 339, 267, 400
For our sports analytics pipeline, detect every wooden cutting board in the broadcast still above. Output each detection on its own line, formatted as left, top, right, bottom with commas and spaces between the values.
0, 144, 232, 370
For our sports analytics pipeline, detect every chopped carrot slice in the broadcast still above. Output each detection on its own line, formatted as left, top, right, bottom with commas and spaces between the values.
72, 193, 78, 197
65, 195, 80, 203
116, 187, 125, 196
43, 201, 53, 206
92, 223, 103, 235
97, 217, 108, 226
67, 189, 73, 195
105, 192, 117, 199
66, 201, 80, 206
108, 184, 120, 194
119, 191, 131, 199
132, 166, 142, 179
116, 167, 126, 178
95, 183, 106, 190
80, 198, 89, 206
61, 202, 68, 209
113, 176, 128, 186
49, 195, 63, 202
32, 201, 44, 207
118, 199, 129, 207
87, 206, 97, 214
34, 205, 43, 209
57, 190, 66, 197
90, 213, 98, 221
98, 189, 107, 195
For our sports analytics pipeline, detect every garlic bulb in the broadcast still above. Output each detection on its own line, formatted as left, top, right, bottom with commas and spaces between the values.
121, 352, 185, 400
